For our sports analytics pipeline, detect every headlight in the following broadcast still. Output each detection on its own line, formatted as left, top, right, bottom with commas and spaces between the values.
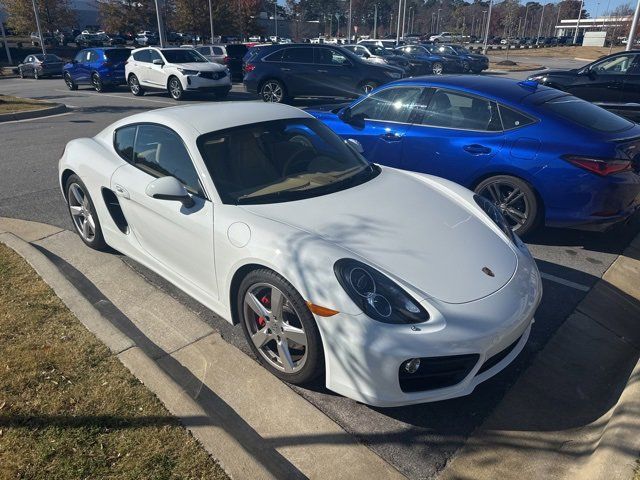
177, 68, 199, 75
334, 259, 429, 324
473, 194, 515, 242
384, 71, 402, 79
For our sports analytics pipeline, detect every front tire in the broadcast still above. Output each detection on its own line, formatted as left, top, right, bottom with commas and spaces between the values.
18, 67, 24, 79
128, 74, 144, 96
238, 269, 324, 385
33, 69, 39, 80
65, 174, 107, 250
260, 79, 286, 103
168, 76, 184, 100
474, 175, 540, 237
64, 72, 78, 90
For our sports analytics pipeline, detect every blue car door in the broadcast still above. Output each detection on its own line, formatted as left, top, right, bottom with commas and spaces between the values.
329, 85, 425, 168
76, 50, 92, 84
402, 88, 505, 186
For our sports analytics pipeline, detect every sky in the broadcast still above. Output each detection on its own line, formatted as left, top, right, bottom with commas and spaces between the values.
578, 0, 637, 17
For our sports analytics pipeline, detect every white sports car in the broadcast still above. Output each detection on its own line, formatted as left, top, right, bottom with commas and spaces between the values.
58, 103, 542, 407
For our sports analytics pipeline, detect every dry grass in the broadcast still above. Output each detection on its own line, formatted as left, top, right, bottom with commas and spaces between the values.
0, 243, 229, 480
0, 94, 54, 114
487, 45, 625, 60
489, 61, 543, 71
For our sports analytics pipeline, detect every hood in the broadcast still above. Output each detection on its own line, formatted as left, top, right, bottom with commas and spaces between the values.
243, 168, 517, 304
533, 69, 577, 78
171, 62, 225, 71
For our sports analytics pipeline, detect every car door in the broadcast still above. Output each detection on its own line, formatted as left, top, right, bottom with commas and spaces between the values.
279, 47, 316, 96
87, 49, 102, 77
146, 49, 167, 87
132, 49, 153, 85
402, 88, 505, 186
621, 53, 640, 105
75, 50, 92, 83
313, 47, 357, 96
331, 85, 425, 168
570, 54, 637, 105
110, 123, 216, 295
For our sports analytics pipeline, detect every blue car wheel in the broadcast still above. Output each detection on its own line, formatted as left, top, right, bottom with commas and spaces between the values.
64, 72, 78, 91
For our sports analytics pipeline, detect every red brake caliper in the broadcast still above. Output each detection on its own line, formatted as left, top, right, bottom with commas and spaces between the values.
257, 295, 271, 327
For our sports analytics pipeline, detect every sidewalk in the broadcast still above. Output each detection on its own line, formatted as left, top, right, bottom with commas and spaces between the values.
0, 217, 405, 480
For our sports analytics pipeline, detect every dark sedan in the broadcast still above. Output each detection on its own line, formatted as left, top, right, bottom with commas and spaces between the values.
442, 44, 489, 73
393, 44, 463, 74
75, 33, 104, 48
528, 50, 640, 122
17, 54, 65, 79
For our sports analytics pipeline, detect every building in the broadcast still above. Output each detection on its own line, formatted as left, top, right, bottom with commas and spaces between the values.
554, 16, 632, 37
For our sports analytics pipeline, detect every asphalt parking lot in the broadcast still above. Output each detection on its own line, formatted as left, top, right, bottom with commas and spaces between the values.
2, 69, 639, 480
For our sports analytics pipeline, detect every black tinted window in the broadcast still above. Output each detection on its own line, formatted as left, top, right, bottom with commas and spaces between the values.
499, 105, 536, 130
104, 49, 130, 62
225, 44, 248, 56
264, 49, 284, 62
133, 125, 203, 195
542, 96, 633, 132
114, 126, 136, 163
161, 49, 206, 63
351, 87, 424, 123
421, 90, 502, 131
283, 48, 313, 63
315, 48, 351, 65
133, 49, 150, 62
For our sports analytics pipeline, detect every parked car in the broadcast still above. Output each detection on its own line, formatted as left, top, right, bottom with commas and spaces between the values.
17, 53, 64, 79
107, 34, 127, 46
63, 48, 130, 92
58, 102, 542, 406
192, 44, 228, 64
358, 39, 402, 49
125, 47, 231, 100
75, 33, 104, 48
224, 43, 249, 80
527, 50, 640, 122
308, 76, 640, 236
436, 44, 489, 73
30, 32, 59, 47
344, 44, 411, 73
243, 44, 404, 103
429, 31, 454, 43
394, 44, 462, 74
134, 32, 159, 46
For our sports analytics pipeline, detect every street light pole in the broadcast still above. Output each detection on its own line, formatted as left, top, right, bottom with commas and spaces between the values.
31, 0, 46, 55
396, 0, 402, 44
275, 1, 278, 39
348, 0, 353, 43
374, 4, 378, 39
208, 0, 215, 43
402, 0, 408, 39
627, 0, 640, 50
154, 0, 165, 47
436, 8, 441, 33
537, 3, 546, 39
573, 0, 584, 44
482, 0, 493, 54
555, 1, 563, 36
522, 3, 531, 37
0, 19, 12, 65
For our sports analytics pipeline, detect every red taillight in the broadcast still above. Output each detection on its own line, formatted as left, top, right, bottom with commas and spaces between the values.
244, 63, 255, 73
563, 155, 633, 176
223, 56, 230, 64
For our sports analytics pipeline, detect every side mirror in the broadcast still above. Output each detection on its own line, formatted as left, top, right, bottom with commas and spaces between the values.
145, 176, 194, 208
338, 106, 352, 122
152, 58, 164, 66
345, 138, 364, 154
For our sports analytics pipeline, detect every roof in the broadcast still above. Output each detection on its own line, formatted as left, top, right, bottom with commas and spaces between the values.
392, 75, 557, 104
106, 102, 312, 137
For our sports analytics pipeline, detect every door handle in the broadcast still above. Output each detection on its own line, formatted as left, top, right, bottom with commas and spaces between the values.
463, 144, 491, 155
317, 69, 328, 73
380, 132, 402, 142
280, 67, 291, 71
113, 184, 130, 199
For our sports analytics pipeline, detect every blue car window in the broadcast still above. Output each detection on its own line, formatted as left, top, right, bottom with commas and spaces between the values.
114, 126, 136, 163
499, 105, 536, 130
351, 87, 424, 123
542, 96, 633, 132
421, 90, 501, 131
74, 51, 84, 63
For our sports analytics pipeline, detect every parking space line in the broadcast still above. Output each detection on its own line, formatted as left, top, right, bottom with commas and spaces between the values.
540, 272, 591, 292
53, 89, 176, 105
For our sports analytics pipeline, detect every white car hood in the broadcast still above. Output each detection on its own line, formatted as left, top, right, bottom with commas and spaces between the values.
172, 62, 225, 71
243, 169, 518, 304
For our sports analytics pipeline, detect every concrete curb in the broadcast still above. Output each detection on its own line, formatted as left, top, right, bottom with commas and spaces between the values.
0, 218, 407, 480
0, 102, 67, 122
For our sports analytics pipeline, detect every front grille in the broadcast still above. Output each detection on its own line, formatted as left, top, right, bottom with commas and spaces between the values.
199, 70, 227, 80
399, 354, 479, 393
476, 335, 522, 376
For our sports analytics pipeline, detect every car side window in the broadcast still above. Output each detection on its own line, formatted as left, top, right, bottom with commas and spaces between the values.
499, 105, 536, 130
133, 49, 150, 63
84, 50, 92, 62
114, 126, 136, 163
196, 47, 210, 55
148, 50, 162, 62
628, 54, 640, 74
211, 47, 224, 55
350, 87, 424, 123
421, 90, 502, 131
591, 54, 637, 74
74, 51, 84, 63
132, 125, 203, 196
282, 47, 313, 63
315, 48, 351, 66
89, 51, 100, 62
264, 49, 284, 62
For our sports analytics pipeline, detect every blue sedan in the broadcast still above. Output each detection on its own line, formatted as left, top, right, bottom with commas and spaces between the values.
307, 76, 640, 236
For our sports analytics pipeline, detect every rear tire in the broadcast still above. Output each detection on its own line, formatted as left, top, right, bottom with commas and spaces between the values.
128, 74, 144, 96
33, 69, 39, 80
474, 175, 540, 237
432, 62, 444, 75
65, 174, 107, 250
91, 73, 105, 92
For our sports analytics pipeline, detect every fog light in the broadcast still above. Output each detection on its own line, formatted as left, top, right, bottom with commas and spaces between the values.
402, 358, 421, 374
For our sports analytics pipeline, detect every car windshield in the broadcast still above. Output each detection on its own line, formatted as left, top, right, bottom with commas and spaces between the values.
541, 95, 634, 132
161, 49, 208, 63
434, 46, 456, 54
197, 118, 378, 204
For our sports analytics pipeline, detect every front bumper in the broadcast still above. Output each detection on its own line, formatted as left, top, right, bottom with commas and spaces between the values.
314, 244, 542, 407
182, 73, 232, 91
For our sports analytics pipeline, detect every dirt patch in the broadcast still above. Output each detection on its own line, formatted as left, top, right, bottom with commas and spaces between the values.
0, 94, 55, 114
0, 243, 229, 480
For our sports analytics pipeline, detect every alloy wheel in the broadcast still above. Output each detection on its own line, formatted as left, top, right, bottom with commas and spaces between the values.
129, 76, 140, 94
68, 183, 96, 242
261, 81, 283, 103
243, 283, 308, 373
432, 63, 443, 75
477, 180, 530, 232
33, 69, 39, 79
169, 78, 182, 99
92, 74, 102, 92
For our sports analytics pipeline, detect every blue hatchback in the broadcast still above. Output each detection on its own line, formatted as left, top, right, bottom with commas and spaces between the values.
63, 47, 131, 92
308, 76, 640, 236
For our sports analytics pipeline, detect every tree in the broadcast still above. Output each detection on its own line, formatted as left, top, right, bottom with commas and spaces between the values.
0, 0, 76, 34
98, 0, 157, 35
